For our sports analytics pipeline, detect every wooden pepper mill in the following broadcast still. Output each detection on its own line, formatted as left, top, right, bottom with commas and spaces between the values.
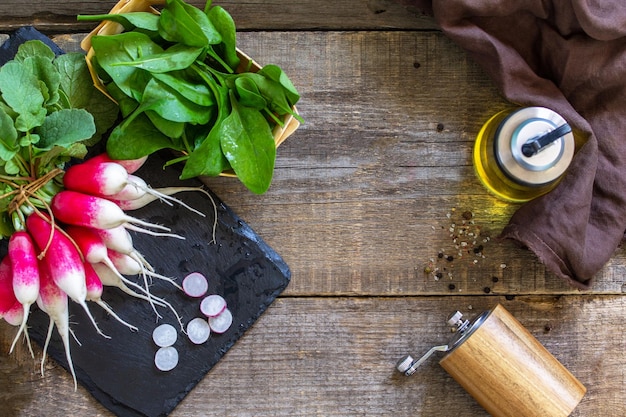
397, 304, 586, 417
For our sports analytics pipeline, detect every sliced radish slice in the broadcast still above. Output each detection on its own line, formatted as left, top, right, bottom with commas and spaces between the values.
200, 294, 227, 317
152, 323, 177, 347
182, 272, 208, 298
209, 308, 233, 334
186, 317, 211, 344
154, 346, 178, 371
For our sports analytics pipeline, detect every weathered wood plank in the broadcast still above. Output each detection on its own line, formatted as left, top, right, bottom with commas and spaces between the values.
1, 295, 624, 416
0, 0, 437, 33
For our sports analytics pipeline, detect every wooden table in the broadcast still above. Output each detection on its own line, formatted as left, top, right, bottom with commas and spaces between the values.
1, 1, 625, 416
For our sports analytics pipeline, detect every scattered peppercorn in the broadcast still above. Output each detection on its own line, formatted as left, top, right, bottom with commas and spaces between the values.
422, 207, 506, 290
436, 123, 444, 132
448, 284, 456, 290
413, 62, 421, 69
544, 324, 552, 333
505, 295, 515, 300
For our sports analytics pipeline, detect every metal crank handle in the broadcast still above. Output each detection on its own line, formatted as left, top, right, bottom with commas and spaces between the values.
396, 345, 450, 376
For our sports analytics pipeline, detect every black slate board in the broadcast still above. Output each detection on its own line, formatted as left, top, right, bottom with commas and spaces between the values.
0, 28, 290, 417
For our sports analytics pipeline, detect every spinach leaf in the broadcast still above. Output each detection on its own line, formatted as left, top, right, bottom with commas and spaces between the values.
206, 5, 240, 70
78, 12, 160, 32
152, 71, 214, 106
112, 44, 204, 73
234, 76, 267, 110
181, 84, 230, 178
229, 72, 296, 120
107, 113, 173, 160
258, 64, 301, 106
91, 32, 163, 98
159, 0, 221, 47
137, 77, 212, 125
220, 93, 276, 194
147, 110, 186, 138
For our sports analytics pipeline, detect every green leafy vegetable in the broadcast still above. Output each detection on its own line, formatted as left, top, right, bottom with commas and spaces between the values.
82, 0, 302, 194
0, 40, 119, 237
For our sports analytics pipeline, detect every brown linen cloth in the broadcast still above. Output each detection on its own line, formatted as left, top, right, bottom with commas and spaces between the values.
403, 0, 626, 288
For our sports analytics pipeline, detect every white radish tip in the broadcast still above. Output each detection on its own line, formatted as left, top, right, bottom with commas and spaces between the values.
154, 346, 178, 372
152, 323, 177, 347
209, 308, 233, 334
200, 294, 227, 318
182, 272, 208, 298
186, 317, 211, 344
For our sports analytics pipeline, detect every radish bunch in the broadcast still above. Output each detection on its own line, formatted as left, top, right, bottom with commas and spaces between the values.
0, 153, 211, 390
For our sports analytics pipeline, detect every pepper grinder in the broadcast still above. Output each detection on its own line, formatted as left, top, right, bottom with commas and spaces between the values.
397, 304, 586, 417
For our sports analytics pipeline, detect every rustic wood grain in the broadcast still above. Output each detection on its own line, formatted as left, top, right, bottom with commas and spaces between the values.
1, 296, 624, 416
0, 0, 437, 32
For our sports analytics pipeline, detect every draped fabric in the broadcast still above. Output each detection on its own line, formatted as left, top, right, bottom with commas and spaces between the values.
405, 1, 626, 287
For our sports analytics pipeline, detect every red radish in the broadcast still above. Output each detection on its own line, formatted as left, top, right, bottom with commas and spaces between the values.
3, 301, 25, 327
105, 175, 155, 201
8, 231, 40, 354
106, 250, 184, 329
65, 160, 205, 218
152, 323, 177, 347
85, 152, 148, 174
65, 225, 132, 282
186, 317, 210, 344
92, 261, 183, 329
65, 225, 112, 264
111, 185, 206, 217
90, 262, 166, 312
51, 190, 171, 232
200, 294, 227, 317
63, 161, 134, 196
209, 308, 232, 334
107, 249, 183, 291
0, 257, 26, 336
182, 272, 208, 298
154, 346, 178, 372
84, 262, 137, 332
93, 225, 155, 272
36, 260, 77, 391
0, 256, 18, 318
26, 213, 108, 339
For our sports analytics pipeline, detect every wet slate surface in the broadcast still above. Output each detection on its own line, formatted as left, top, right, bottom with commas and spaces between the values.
0, 28, 291, 417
